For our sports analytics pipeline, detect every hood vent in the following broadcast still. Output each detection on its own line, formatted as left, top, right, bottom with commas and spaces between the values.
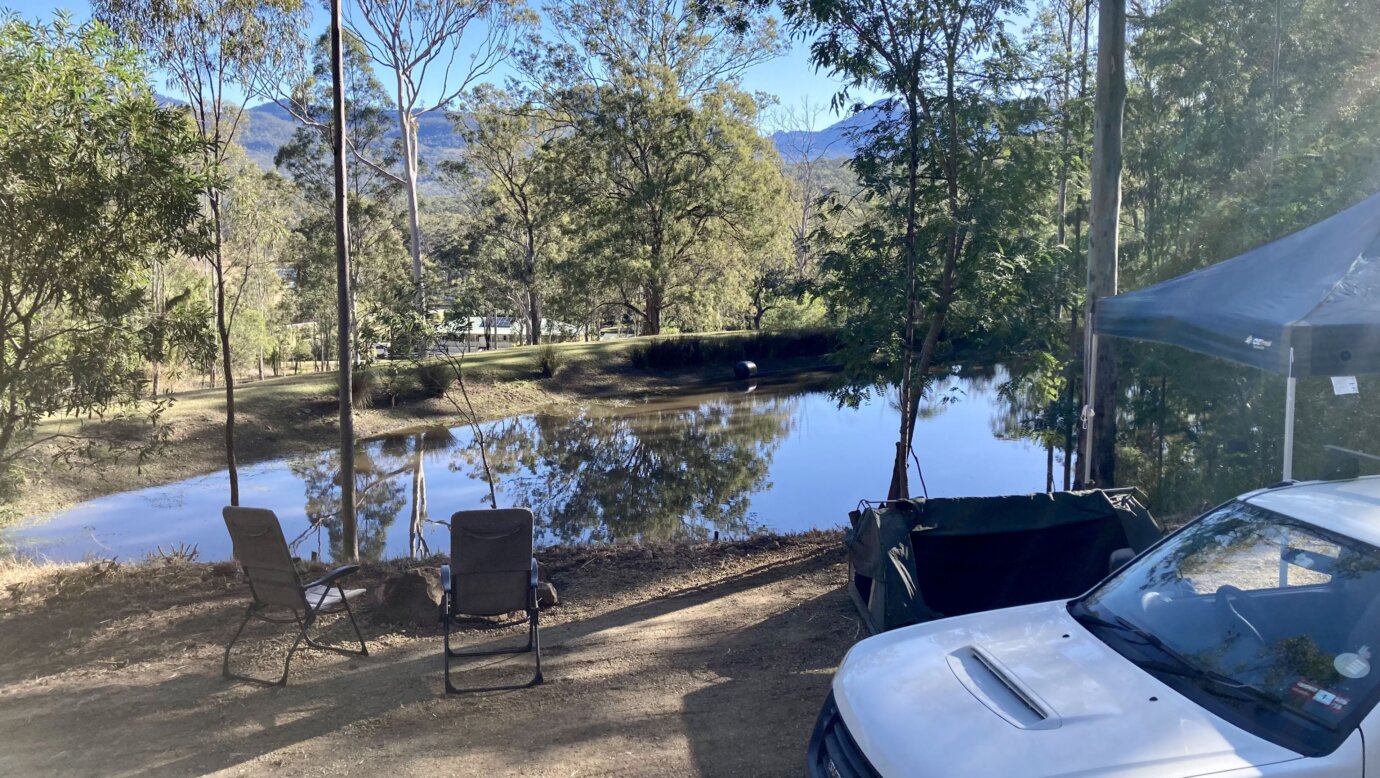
947, 646, 1061, 731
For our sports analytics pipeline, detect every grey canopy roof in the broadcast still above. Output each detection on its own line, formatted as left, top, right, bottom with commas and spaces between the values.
1094, 192, 1380, 377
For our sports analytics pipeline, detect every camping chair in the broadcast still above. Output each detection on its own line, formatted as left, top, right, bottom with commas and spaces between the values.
440, 508, 543, 693
222, 506, 369, 686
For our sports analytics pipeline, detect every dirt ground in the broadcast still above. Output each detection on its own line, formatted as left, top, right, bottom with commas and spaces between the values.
0, 532, 859, 777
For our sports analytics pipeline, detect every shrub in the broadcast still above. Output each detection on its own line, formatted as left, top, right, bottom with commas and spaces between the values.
415, 362, 455, 398
351, 367, 380, 409
535, 343, 563, 378
627, 329, 837, 371
374, 362, 417, 406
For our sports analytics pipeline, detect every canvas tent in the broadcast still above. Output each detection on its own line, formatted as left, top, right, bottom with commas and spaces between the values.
1092, 191, 1380, 480
846, 489, 1161, 634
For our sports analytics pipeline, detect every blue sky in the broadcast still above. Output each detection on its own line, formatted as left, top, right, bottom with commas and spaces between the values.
5, 0, 875, 131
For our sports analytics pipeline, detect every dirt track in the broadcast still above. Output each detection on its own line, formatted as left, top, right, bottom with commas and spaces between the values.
0, 534, 858, 776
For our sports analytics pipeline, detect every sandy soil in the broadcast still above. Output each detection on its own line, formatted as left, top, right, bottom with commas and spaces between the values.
0, 533, 859, 777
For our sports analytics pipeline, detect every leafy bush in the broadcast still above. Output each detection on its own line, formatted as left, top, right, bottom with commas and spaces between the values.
535, 343, 563, 378
351, 368, 380, 409
415, 362, 456, 398
627, 329, 837, 371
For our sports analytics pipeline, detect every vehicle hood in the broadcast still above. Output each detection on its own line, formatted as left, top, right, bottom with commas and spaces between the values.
833, 601, 1303, 778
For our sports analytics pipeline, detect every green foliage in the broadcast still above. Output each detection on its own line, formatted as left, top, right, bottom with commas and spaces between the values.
351, 368, 381, 409
414, 362, 456, 398
535, 344, 564, 378
627, 330, 837, 371
0, 14, 206, 478
531, 0, 793, 335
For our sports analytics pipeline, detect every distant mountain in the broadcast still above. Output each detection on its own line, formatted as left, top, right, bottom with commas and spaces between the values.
155, 93, 879, 176
768, 103, 888, 161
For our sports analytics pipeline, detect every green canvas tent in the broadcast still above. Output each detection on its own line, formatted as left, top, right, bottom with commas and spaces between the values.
846, 489, 1162, 633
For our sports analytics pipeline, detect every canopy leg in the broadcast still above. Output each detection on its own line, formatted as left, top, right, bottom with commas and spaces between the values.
1080, 334, 1100, 488
1283, 347, 1296, 481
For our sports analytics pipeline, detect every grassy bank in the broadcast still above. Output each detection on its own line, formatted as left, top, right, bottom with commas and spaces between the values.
11, 330, 838, 521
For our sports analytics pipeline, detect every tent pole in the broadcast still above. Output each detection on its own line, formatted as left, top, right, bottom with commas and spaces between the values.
1283, 347, 1296, 481
1081, 333, 1099, 488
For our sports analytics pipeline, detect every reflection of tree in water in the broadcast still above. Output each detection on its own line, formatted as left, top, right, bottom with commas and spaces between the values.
287, 428, 458, 561
454, 394, 798, 544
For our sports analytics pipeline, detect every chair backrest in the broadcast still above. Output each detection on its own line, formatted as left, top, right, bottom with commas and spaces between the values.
224, 507, 307, 612
450, 508, 534, 617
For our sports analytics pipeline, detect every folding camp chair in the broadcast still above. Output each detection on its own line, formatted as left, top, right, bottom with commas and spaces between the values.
222, 506, 369, 686
440, 508, 543, 693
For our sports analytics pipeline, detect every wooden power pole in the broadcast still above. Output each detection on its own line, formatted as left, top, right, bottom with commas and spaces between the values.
330, 0, 358, 560
1082, 0, 1126, 488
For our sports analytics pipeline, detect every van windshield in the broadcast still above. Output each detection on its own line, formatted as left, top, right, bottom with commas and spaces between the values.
1073, 499, 1380, 757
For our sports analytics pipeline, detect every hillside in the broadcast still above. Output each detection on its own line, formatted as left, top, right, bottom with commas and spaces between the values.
156, 93, 871, 177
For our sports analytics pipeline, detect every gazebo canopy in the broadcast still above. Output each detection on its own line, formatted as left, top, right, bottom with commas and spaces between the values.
1094, 191, 1380, 377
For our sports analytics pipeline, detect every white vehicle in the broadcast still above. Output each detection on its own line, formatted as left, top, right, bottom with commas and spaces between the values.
810, 477, 1380, 777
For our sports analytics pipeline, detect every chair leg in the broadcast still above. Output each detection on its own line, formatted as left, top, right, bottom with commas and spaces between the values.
222, 604, 256, 679
443, 615, 457, 694
224, 600, 368, 687
279, 615, 309, 687
301, 595, 369, 658
531, 607, 543, 686
443, 608, 544, 694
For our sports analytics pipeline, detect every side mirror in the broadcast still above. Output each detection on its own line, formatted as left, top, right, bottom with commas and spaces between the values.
1109, 547, 1135, 576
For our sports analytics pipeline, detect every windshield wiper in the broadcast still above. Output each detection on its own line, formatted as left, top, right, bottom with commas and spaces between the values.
1074, 607, 1278, 697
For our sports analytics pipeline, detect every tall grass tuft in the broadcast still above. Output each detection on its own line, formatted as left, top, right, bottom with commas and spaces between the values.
415, 362, 456, 398
535, 343, 564, 378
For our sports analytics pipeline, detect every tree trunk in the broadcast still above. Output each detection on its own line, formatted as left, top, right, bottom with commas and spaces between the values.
394, 75, 425, 313
886, 94, 924, 502
643, 284, 663, 336
1083, 0, 1126, 488
527, 288, 542, 346
209, 194, 239, 506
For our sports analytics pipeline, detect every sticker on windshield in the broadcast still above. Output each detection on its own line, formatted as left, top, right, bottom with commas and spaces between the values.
1290, 680, 1350, 712
1336, 647, 1372, 679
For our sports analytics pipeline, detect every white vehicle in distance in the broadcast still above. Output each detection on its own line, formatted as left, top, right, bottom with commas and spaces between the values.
809, 477, 1380, 777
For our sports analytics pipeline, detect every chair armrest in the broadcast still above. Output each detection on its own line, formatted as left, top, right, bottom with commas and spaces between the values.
530, 558, 539, 589
304, 564, 360, 590
441, 564, 452, 593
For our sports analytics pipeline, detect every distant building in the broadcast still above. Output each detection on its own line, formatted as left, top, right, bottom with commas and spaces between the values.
436, 316, 578, 352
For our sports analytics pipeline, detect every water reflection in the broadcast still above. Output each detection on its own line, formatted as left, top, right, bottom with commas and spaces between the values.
481, 397, 794, 543
996, 344, 1380, 517
9, 369, 1051, 562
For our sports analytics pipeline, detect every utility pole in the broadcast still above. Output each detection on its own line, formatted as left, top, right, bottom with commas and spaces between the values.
330, 0, 358, 560
1081, 0, 1126, 489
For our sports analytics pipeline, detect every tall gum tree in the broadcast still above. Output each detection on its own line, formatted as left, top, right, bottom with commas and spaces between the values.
780, 0, 1026, 499
94, 0, 309, 506
529, 0, 790, 334
342, 0, 532, 313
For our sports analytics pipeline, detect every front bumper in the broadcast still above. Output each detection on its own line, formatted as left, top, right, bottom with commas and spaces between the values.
806, 692, 882, 778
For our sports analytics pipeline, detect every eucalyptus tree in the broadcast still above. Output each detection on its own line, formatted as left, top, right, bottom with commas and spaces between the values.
93, 0, 309, 506
275, 30, 406, 357
780, 0, 1030, 499
0, 15, 206, 487
444, 88, 569, 345
529, 0, 792, 334
342, 0, 533, 313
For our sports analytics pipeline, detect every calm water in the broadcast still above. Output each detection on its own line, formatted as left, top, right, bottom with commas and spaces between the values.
5, 367, 1051, 563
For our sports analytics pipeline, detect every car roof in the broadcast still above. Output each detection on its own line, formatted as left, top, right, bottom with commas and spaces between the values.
1245, 476, 1380, 548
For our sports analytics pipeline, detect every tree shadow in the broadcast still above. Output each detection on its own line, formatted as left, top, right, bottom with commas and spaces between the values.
1, 544, 856, 776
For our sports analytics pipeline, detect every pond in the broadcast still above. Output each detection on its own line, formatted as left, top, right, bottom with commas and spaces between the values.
5, 366, 1053, 563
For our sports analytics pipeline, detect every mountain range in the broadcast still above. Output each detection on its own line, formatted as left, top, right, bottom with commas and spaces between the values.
157, 94, 872, 177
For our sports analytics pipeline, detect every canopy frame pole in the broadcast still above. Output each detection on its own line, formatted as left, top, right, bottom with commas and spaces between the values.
1283, 347, 1296, 481
1080, 332, 1100, 488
